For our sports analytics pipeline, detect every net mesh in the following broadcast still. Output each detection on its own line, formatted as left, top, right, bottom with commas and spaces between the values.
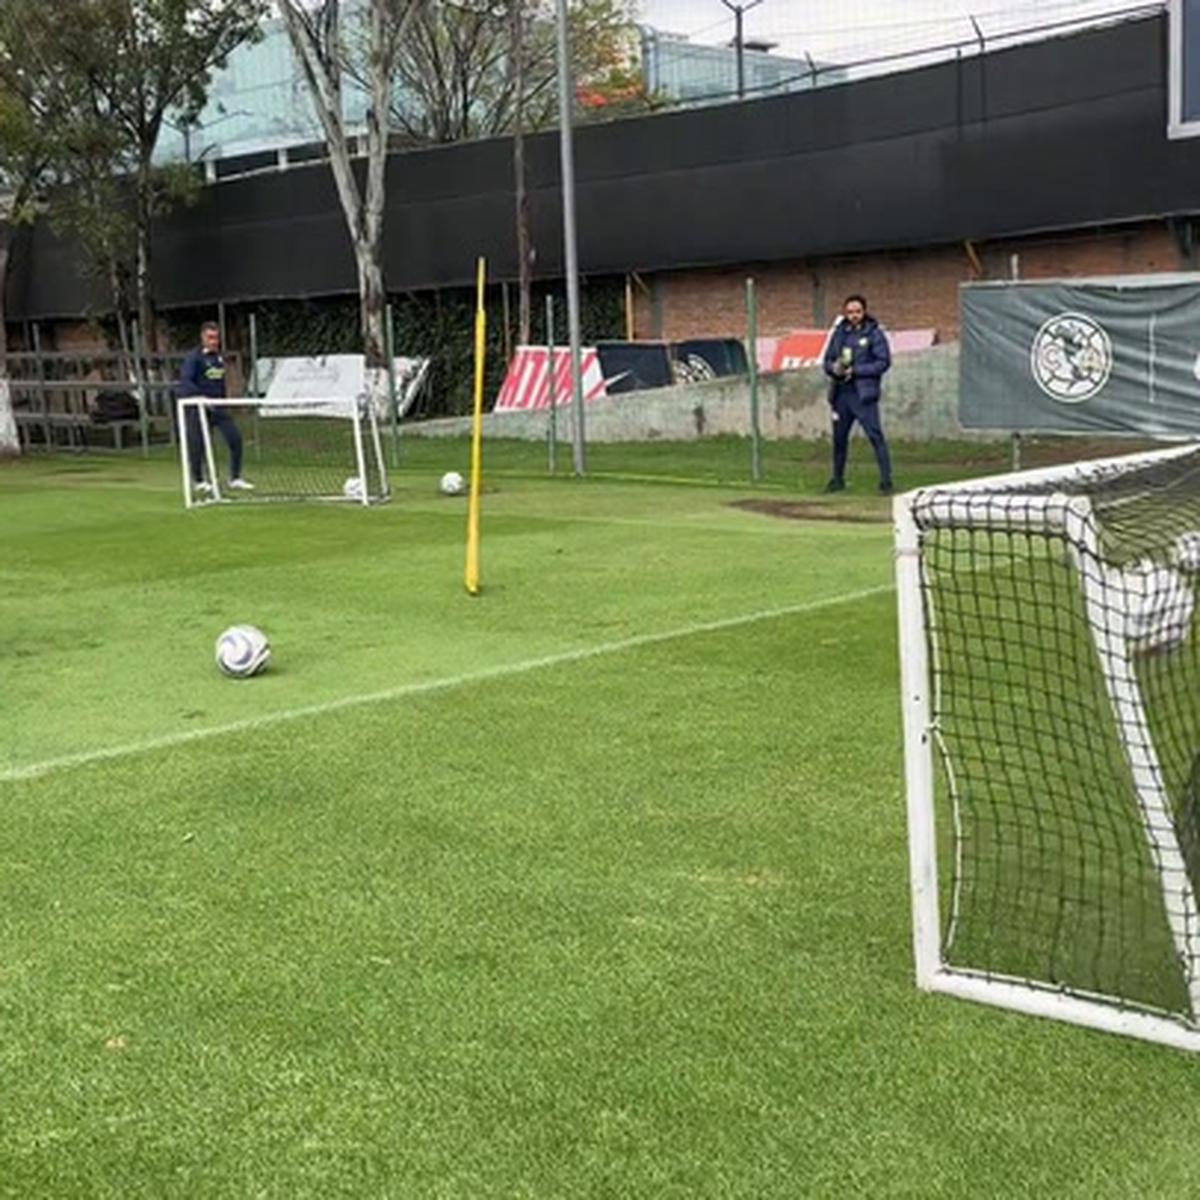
912, 447, 1200, 1023
184, 398, 388, 504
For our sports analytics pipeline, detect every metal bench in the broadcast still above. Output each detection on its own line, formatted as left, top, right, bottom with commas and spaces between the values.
15, 410, 90, 451
15, 408, 173, 452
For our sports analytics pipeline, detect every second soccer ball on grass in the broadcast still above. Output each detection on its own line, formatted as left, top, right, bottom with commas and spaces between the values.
215, 625, 271, 678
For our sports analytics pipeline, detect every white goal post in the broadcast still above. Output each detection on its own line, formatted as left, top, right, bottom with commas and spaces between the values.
178, 395, 389, 509
895, 443, 1200, 1052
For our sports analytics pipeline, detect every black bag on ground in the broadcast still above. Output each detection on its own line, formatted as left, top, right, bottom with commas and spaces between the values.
91, 390, 140, 423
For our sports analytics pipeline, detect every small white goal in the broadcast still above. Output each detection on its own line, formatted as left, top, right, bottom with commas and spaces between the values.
178, 395, 389, 508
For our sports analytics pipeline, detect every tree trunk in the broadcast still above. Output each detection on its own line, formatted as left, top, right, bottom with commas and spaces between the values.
362, 0, 388, 365
0, 224, 19, 456
112, 262, 132, 362
135, 163, 158, 352
280, 0, 414, 414
109, 257, 142, 410
357, 246, 388, 408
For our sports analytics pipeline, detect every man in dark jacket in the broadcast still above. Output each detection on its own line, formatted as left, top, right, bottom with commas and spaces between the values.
821, 294, 893, 494
179, 321, 253, 494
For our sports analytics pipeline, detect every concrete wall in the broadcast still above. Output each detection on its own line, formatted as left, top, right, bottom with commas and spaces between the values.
408, 344, 979, 443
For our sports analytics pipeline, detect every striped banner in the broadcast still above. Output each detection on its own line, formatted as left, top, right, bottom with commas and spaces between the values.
495, 346, 607, 412
759, 327, 937, 372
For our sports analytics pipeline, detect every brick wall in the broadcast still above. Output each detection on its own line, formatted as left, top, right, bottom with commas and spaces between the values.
630, 220, 1189, 344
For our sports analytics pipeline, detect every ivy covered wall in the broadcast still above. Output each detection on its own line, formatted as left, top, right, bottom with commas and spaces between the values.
160, 275, 626, 417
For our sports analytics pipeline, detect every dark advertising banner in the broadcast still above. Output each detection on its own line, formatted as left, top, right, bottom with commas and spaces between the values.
960, 277, 1200, 435
671, 339, 750, 381
594, 343, 675, 393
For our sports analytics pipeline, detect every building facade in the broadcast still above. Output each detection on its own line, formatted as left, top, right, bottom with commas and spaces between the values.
11, 12, 1198, 365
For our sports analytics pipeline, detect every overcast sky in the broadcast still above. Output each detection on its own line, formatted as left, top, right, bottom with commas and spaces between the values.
634, 0, 1157, 60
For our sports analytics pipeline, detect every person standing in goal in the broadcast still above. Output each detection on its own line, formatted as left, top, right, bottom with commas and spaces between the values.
179, 321, 253, 494
821, 294, 894, 495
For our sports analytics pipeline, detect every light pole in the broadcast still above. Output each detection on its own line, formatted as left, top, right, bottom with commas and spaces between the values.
720, 0, 765, 99
555, 0, 586, 475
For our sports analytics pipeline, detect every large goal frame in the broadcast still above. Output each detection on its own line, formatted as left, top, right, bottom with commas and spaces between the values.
895, 443, 1200, 1052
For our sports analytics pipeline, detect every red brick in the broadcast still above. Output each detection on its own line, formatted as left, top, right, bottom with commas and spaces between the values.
631, 220, 1188, 344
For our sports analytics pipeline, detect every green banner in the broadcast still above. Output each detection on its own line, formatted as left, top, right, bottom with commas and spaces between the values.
960, 276, 1200, 435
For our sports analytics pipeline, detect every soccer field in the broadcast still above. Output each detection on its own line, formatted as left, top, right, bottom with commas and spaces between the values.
4, 442, 1200, 1198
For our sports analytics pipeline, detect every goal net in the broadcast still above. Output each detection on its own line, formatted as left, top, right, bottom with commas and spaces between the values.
895, 443, 1200, 1051
178, 396, 389, 507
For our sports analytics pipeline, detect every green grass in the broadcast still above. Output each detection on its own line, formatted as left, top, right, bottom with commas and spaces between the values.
5, 439, 1200, 1199
922, 537, 1185, 1010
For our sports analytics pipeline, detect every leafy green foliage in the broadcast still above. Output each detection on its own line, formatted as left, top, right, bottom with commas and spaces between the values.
0, 1, 69, 215
65, 0, 269, 148
0, 95, 42, 226
46, 0, 268, 344
200, 275, 626, 416
0, 0, 82, 395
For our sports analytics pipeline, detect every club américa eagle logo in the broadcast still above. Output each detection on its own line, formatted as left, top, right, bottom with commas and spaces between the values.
1029, 312, 1113, 403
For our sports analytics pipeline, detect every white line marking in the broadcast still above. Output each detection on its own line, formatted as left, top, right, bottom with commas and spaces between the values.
470, 512, 888, 537
1, 584, 893, 784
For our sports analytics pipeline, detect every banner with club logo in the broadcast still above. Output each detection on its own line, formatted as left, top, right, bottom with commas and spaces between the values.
960, 276, 1200, 435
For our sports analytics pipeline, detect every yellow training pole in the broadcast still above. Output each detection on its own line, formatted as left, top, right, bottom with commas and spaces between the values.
465, 257, 487, 595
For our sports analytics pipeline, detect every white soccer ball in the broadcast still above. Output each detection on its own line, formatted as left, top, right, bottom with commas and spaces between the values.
215, 624, 271, 678
440, 470, 465, 496
1111, 560, 1195, 653
343, 475, 364, 501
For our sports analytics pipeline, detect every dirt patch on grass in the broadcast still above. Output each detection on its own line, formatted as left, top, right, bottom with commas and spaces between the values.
729, 498, 889, 524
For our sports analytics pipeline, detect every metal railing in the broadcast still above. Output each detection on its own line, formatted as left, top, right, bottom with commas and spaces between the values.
10, 350, 246, 455
637, 2, 1165, 111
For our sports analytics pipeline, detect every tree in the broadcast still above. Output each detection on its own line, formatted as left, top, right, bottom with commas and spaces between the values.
389, 0, 636, 144
0, 2, 77, 455
59, 0, 268, 350
0, 91, 40, 454
48, 122, 141, 360
278, 0, 424, 403
388, 0, 637, 346
576, 56, 661, 118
